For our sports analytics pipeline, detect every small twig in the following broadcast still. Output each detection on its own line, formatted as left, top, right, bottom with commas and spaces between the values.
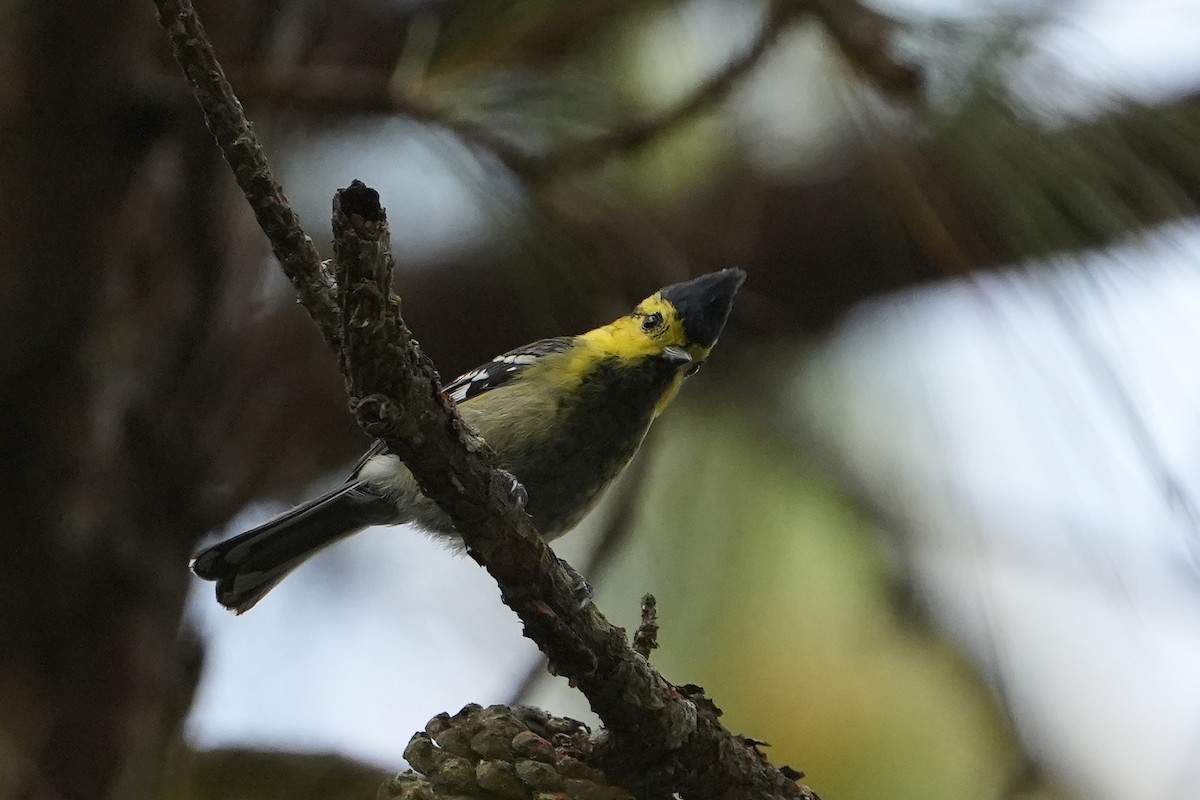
154, 0, 342, 350
633, 594, 659, 660
524, 0, 802, 182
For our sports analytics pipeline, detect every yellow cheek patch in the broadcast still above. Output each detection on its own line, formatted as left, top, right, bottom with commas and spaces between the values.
633, 294, 687, 346
578, 292, 688, 362
563, 289, 716, 420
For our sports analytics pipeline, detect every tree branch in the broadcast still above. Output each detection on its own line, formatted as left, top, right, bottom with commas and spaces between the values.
633, 594, 660, 660
155, 1, 817, 797
521, 0, 803, 182
510, 446, 656, 705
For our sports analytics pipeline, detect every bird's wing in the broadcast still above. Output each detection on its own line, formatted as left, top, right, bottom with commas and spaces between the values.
443, 336, 574, 403
346, 336, 575, 481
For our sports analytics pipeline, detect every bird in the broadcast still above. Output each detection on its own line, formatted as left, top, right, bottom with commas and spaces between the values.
190, 268, 746, 613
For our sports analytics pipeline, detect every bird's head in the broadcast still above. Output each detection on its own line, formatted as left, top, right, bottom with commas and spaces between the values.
576, 268, 745, 410
651, 267, 746, 366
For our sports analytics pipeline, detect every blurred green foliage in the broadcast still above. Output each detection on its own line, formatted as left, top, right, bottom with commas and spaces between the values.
548, 381, 1071, 800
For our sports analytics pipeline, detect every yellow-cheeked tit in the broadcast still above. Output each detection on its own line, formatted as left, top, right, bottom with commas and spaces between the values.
191, 268, 746, 612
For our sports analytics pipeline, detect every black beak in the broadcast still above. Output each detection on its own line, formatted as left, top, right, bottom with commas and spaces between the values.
660, 345, 693, 366
659, 268, 746, 348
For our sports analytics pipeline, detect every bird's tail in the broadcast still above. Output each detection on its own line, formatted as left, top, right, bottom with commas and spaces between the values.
190, 480, 397, 614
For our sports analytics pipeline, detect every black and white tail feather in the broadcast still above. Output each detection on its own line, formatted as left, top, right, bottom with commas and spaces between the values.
189, 480, 398, 613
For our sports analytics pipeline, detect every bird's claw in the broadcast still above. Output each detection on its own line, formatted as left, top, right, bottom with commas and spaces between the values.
557, 557, 595, 610
499, 469, 528, 510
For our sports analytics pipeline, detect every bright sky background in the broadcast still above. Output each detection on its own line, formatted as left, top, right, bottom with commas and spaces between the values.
801, 221, 1200, 799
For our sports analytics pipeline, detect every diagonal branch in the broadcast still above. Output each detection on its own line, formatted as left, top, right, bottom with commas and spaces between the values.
521, 0, 803, 182
155, 1, 818, 798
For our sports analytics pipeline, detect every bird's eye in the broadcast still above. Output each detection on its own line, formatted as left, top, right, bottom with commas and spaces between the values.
641, 312, 663, 332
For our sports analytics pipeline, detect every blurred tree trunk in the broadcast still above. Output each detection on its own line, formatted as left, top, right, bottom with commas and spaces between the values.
0, 3, 190, 799
0, 3, 357, 798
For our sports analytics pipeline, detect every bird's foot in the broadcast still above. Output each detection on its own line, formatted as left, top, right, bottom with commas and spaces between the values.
557, 557, 594, 609
498, 469, 528, 511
